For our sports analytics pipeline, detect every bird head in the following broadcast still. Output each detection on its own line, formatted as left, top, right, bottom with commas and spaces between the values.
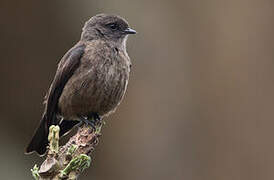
81, 14, 136, 45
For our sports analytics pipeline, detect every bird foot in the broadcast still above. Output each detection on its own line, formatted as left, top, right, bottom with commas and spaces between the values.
79, 113, 101, 131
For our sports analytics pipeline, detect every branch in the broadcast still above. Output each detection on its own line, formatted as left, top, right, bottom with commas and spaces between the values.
31, 122, 103, 180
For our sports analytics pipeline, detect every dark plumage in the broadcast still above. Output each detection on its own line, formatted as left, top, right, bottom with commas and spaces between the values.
26, 14, 136, 155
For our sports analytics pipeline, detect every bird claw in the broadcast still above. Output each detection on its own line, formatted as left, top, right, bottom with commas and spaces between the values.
79, 113, 101, 131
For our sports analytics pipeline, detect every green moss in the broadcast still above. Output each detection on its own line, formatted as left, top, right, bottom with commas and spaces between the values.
31, 164, 40, 180
67, 144, 78, 156
48, 125, 60, 153
60, 154, 91, 178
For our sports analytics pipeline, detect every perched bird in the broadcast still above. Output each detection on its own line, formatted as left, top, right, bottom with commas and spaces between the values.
25, 14, 136, 155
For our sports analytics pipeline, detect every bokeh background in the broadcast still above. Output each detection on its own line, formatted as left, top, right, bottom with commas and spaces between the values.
1, 0, 274, 179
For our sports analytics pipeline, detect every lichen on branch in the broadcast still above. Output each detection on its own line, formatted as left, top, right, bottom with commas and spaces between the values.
48, 125, 60, 154
31, 121, 103, 180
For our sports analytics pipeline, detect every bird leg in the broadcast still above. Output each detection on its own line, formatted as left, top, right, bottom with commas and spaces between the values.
79, 113, 101, 130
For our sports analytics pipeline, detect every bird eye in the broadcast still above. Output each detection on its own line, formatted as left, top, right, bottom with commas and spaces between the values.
108, 23, 118, 30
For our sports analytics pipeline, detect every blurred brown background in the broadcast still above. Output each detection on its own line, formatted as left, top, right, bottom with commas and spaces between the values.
1, 0, 274, 179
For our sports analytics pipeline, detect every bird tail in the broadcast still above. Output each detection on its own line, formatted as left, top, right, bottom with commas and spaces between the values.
25, 115, 80, 156
25, 115, 49, 156
59, 119, 80, 137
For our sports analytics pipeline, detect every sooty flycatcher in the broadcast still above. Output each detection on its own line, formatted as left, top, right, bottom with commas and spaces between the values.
26, 14, 136, 155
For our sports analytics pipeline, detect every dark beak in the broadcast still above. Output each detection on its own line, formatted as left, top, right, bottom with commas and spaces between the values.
124, 28, 137, 34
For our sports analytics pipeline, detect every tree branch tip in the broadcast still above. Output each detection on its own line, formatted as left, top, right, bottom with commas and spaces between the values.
30, 123, 102, 179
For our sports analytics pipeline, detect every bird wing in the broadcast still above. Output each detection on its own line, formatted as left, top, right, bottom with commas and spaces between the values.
44, 43, 86, 128
25, 43, 86, 155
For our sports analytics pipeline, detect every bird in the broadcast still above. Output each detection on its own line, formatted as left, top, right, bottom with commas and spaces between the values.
25, 14, 136, 155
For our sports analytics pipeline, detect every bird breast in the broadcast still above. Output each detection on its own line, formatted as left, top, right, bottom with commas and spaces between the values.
58, 42, 131, 119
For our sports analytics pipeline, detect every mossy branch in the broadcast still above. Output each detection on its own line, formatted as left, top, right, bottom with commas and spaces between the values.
31, 121, 103, 180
